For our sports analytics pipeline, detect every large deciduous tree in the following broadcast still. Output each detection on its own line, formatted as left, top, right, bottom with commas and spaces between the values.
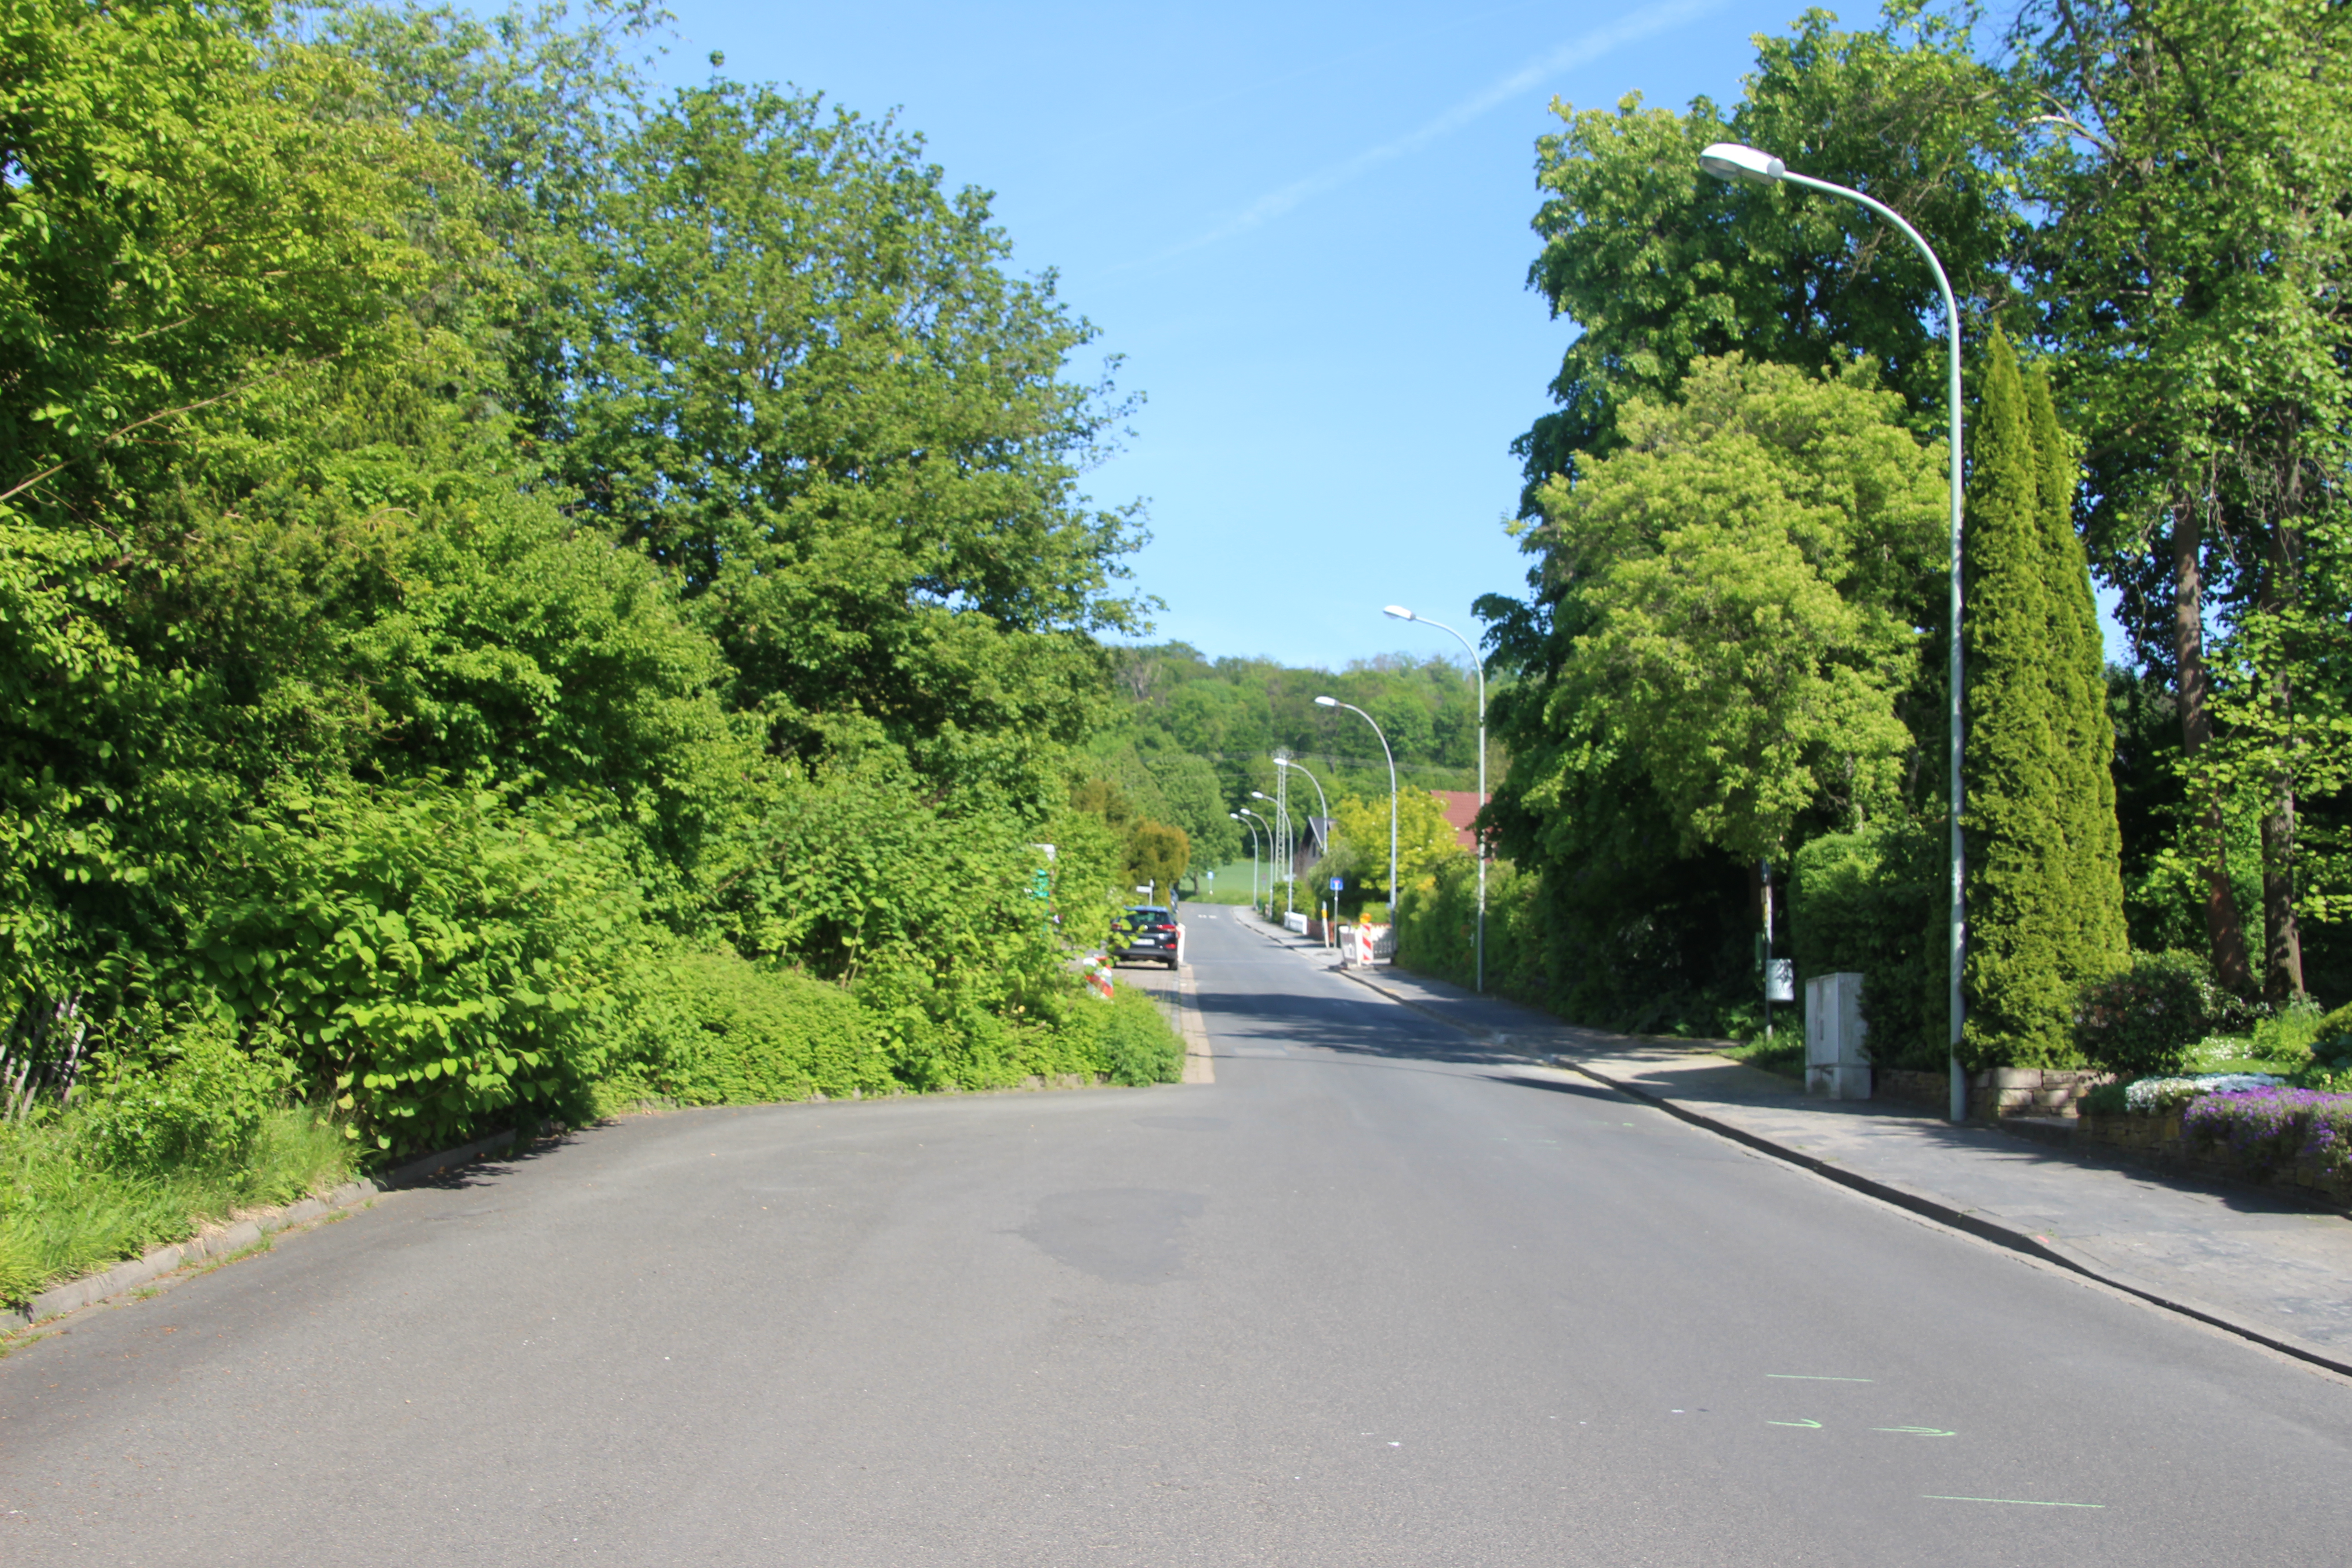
2020, 0, 2352, 999
1520, 354, 1946, 867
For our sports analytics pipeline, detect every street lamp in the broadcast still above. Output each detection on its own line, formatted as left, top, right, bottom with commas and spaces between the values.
1250, 790, 1293, 916
1701, 140, 1967, 1124
1317, 696, 1397, 939
1230, 811, 1261, 914
1239, 804, 1277, 916
1275, 758, 1331, 862
1279, 757, 1334, 947
1386, 605, 1486, 993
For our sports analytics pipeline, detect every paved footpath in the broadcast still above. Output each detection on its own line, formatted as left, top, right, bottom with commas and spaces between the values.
1259, 920, 2352, 1375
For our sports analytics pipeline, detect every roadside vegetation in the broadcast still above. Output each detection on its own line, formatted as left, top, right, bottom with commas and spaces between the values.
0, 0, 1182, 1308
1385, 1, 2351, 1082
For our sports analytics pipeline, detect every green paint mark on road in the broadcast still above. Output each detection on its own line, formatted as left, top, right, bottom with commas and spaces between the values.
1765, 1420, 1823, 1428
1922, 1496, 2103, 1509
1766, 1375, 1873, 1382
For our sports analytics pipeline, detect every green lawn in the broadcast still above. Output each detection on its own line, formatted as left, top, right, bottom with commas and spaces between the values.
1184, 860, 1272, 905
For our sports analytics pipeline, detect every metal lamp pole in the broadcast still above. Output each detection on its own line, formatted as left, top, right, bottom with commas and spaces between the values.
1700, 141, 1967, 1124
1237, 808, 1273, 914
1278, 758, 1335, 946
1386, 606, 1485, 993
1230, 812, 1261, 913
1252, 790, 1293, 917
1318, 696, 1397, 935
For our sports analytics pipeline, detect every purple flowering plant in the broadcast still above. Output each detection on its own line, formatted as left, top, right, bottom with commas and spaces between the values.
2181, 1088, 2352, 1180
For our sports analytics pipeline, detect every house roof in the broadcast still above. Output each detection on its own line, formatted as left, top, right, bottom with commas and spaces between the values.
1431, 790, 1486, 852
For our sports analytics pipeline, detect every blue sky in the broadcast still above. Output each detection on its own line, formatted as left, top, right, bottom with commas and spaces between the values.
647, 2, 2137, 671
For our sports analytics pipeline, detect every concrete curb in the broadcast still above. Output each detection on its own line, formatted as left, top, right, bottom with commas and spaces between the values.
4, 1126, 526, 1335
1557, 1053, 2352, 1383
1177, 968, 1215, 1084
3, 1176, 382, 1332
1333, 962, 2352, 1382
1338, 966, 1525, 1052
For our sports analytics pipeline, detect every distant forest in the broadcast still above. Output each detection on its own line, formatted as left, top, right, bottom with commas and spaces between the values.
1079, 643, 1490, 873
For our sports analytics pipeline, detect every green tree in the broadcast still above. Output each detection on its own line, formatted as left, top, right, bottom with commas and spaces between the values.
1961, 333, 2125, 1065
535, 78, 1147, 795
1520, 7, 2021, 488
2020, 0, 2352, 998
1521, 355, 1946, 865
1124, 821, 1189, 901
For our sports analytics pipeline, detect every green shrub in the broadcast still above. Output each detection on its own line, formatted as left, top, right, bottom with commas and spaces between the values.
606, 948, 892, 1107
78, 1004, 288, 1171
2073, 950, 2236, 1078
1789, 821, 1939, 1068
2245, 997, 2328, 1065
2077, 1079, 2131, 1116
181, 781, 642, 1158
1092, 984, 1184, 1086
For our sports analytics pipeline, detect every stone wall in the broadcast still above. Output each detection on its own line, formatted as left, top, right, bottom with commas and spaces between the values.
2078, 1112, 2352, 1209
1875, 1066, 2113, 1120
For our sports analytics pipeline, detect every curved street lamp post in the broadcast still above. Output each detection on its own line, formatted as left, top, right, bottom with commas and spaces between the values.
1229, 812, 1262, 914
1236, 808, 1274, 915
1251, 789, 1289, 912
1385, 606, 1485, 993
1249, 793, 1292, 916
1277, 758, 1334, 944
1317, 696, 1397, 941
1700, 141, 1967, 1124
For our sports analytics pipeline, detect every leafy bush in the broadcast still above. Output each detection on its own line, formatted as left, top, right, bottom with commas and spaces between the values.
2304, 1001, 2352, 1072
2078, 1080, 2130, 1116
2181, 1088, 2352, 1181
1093, 984, 1184, 1087
77, 1004, 289, 1171
2073, 950, 2238, 1079
181, 782, 641, 1157
605, 948, 893, 1107
1789, 821, 1939, 1068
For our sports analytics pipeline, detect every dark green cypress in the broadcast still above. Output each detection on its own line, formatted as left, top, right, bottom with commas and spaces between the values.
2025, 363, 2130, 978
1962, 333, 2078, 1065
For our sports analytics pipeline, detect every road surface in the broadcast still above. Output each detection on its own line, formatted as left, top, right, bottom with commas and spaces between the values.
3, 908, 2347, 1564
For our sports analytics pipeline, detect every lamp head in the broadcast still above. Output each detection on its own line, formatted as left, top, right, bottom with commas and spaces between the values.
1383, 605, 1415, 622
1314, 696, 1338, 708
1699, 142, 1785, 183
1229, 812, 1242, 821
1251, 791, 1271, 801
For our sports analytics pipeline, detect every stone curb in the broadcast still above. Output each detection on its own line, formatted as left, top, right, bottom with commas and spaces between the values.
1557, 1053, 2352, 1383
1176, 967, 1215, 1084
4, 1126, 525, 1335
1331, 964, 2352, 1382
3, 1177, 382, 1332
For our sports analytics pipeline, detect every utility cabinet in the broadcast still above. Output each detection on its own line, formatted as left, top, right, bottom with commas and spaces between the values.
1804, 971, 1870, 1100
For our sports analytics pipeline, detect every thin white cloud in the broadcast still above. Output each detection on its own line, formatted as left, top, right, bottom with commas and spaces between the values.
1124, 0, 1725, 270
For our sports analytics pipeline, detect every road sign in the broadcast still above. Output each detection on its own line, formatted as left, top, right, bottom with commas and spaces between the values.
1329, 877, 1342, 891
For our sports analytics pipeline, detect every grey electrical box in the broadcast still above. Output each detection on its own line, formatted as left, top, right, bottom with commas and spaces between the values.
1804, 971, 1869, 1099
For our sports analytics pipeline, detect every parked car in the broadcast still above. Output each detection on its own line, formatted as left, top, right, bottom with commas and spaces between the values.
1111, 906, 1181, 969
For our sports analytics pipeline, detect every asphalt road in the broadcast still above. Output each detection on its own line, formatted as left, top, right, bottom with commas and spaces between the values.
4, 910, 2349, 1565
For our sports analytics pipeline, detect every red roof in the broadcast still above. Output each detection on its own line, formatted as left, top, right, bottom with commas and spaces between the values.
1431, 790, 1485, 852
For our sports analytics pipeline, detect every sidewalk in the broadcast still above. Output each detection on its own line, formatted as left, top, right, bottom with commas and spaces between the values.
1296, 937, 2352, 1378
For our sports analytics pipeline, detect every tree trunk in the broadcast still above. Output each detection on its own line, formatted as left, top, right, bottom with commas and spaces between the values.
2173, 503, 2255, 993
2257, 528, 2304, 1003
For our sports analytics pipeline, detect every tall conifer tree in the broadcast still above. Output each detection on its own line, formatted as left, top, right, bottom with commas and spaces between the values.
1963, 334, 2073, 1063
2026, 363, 2130, 974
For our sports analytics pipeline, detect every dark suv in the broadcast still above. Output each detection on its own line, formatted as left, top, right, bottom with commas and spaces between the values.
1111, 906, 1181, 969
